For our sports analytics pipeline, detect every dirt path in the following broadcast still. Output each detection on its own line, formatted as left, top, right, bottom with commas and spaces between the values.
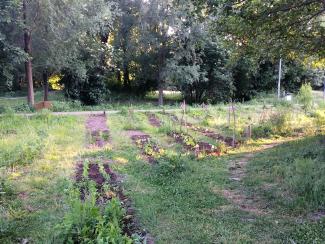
222, 143, 281, 215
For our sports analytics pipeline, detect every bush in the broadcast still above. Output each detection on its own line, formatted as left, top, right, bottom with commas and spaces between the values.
79, 67, 108, 105
297, 83, 313, 112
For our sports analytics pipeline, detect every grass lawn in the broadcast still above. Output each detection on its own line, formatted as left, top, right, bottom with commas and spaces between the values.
0, 96, 324, 243
0, 113, 85, 243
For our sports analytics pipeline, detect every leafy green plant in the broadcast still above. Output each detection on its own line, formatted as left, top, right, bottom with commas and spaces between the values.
297, 83, 313, 112
56, 184, 133, 243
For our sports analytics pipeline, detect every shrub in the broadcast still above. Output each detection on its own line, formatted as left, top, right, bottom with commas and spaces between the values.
297, 83, 313, 112
60, 67, 109, 105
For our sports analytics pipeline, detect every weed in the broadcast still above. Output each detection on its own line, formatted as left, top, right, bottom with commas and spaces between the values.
297, 83, 313, 112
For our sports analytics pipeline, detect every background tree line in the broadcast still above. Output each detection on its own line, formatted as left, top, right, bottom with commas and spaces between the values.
0, 0, 324, 106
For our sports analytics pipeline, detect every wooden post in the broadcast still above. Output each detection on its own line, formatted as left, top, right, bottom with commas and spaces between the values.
323, 78, 325, 101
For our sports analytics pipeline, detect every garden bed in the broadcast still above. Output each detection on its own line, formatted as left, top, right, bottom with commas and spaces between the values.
128, 131, 164, 164
75, 159, 153, 242
181, 120, 240, 147
69, 115, 154, 243
146, 113, 162, 127
168, 131, 221, 157
86, 114, 110, 147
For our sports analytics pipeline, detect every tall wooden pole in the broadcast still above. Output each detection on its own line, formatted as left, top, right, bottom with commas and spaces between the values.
277, 58, 282, 100
23, 0, 34, 106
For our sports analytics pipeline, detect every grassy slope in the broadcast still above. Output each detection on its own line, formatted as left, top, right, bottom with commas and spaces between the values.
0, 114, 85, 243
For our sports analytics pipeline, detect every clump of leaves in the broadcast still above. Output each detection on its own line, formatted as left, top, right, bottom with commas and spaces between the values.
55, 184, 133, 243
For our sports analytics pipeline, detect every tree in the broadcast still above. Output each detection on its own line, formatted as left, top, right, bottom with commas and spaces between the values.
19, 0, 117, 103
23, 0, 34, 105
211, 0, 325, 59
0, 0, 26, 93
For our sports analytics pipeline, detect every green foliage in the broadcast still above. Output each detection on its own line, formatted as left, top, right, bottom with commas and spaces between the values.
216, 0, 325, 58
56, 186, 132, 243
297, 83, 313, 112
60, 68, 109, 105
252, 111, 294, 138
154, 155, 187, 180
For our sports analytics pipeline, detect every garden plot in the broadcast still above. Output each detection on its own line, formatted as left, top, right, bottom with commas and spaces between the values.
69, 115, 154, 243
146, 113, 162, 128
167, 113, 240, 147
86, 114, 110, 148
146, 112, 222, 157
127, 130, 164, 164
168, 131, 221, 157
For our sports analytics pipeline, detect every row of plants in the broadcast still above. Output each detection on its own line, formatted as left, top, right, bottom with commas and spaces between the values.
131, 135, 164, 164
167, 131, 222, 158
56, 158, 148, 243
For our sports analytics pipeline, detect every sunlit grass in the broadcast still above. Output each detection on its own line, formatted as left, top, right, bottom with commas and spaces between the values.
0, 114, 85, 243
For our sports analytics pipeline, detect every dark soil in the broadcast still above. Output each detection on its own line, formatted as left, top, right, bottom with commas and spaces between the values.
130, 133, 161, 164
86, 115, 110, 147
180, 119, 240, 147
73, 115, 154, 243
147, 113, 162, 127
75, 160, 153, 242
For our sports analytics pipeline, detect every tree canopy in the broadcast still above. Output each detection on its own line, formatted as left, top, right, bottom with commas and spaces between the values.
0, 0, 324, 105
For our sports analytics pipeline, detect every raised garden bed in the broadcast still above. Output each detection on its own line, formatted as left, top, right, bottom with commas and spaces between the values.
168, 131, 221, 157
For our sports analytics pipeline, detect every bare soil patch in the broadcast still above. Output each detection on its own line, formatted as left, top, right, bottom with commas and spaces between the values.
146, 113, 162, 127
86, 115, 110, 148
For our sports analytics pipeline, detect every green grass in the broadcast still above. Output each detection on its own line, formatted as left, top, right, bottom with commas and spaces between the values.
245, 136, 325, 213
0, 114, 85, 243
101, 113, 325, 243
0, 102, 324, 243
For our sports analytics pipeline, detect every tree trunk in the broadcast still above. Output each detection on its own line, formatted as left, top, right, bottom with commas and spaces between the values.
23, 0, 34, 106
123, 63, 130, 90
116, 70, 122, 84
43, 71, 49, 101
158, 85, 164, 106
